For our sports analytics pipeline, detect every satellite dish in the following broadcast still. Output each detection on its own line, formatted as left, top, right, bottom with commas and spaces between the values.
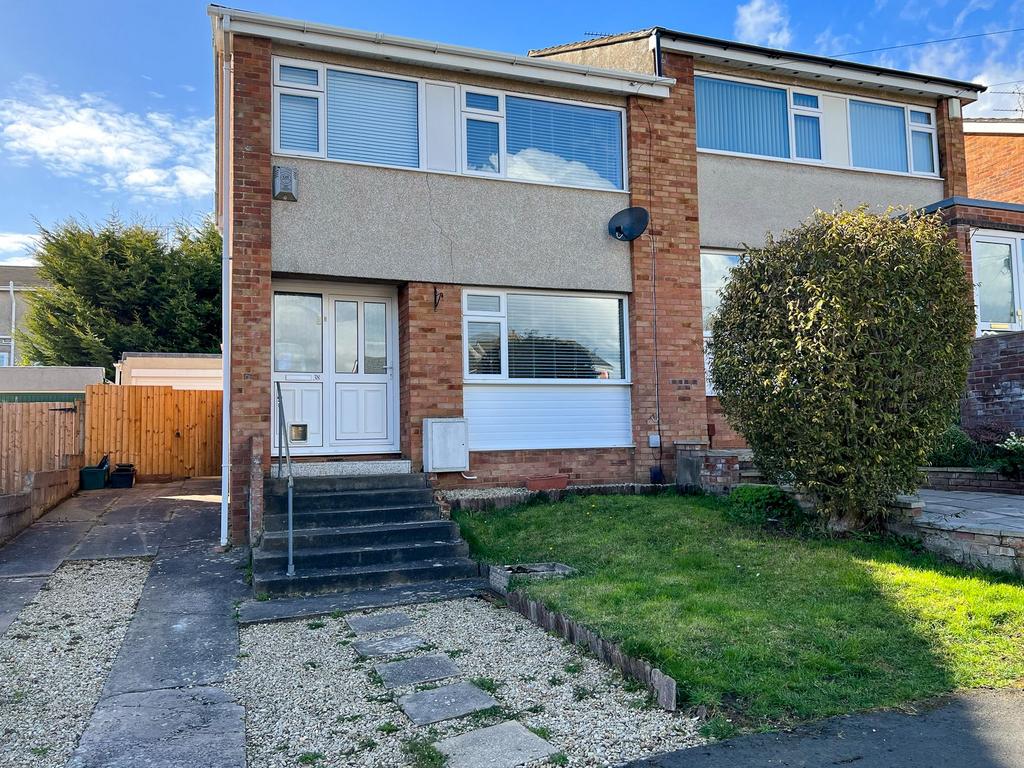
608, 206, 650, 241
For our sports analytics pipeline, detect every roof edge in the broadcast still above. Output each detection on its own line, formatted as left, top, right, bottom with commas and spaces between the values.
919, 196, 1024, 215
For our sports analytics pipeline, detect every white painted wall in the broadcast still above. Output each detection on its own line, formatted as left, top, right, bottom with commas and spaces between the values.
463, 383, 632, 451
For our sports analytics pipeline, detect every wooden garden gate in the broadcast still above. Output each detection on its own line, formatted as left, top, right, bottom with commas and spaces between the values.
84, 385, 222, 480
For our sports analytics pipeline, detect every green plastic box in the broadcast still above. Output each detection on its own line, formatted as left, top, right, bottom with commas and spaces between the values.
80, 466, 107, 491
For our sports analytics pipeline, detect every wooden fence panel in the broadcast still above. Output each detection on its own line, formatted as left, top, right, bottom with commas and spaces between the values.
0, 401, 84, 495
84, 385, 223, 480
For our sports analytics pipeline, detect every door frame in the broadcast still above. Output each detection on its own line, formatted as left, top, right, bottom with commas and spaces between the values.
271, 279, 401, 456
970, 229, 1024, 334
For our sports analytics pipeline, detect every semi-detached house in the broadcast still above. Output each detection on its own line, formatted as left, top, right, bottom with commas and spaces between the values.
209, 6, 986, 544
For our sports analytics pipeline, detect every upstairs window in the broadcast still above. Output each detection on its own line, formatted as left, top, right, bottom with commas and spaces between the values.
849, 100, 908, 172
695, 76, 790, 158
695, 73, 938, 177
272, 57, 626, 192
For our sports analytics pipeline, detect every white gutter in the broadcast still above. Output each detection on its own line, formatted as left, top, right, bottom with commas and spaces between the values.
660, 36, 982, 101
206, 5, 674, 98
218, 14, 233, 548
963, 119, 1024, 135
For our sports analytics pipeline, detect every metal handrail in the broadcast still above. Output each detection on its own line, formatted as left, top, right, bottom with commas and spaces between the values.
274, 382, 295, 578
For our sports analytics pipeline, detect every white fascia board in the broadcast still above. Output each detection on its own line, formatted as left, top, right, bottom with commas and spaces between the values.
963, 120, 1024, 135
660, 37, 981, 101
211, 8, 674, 98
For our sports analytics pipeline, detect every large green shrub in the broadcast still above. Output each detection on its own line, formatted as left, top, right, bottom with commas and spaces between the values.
708, 208, 974, 530
927, 424, 994, 468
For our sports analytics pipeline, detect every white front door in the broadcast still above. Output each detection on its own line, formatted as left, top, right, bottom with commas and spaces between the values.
272, 283, 399, 456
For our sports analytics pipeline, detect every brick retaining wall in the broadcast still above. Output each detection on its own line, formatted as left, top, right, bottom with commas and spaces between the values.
961, 330, 1024, 436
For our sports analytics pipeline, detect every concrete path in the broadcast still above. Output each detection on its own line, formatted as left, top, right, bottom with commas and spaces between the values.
0, 479, 248, 768
916, 489, 1024, 535
625, 690, 1024, 768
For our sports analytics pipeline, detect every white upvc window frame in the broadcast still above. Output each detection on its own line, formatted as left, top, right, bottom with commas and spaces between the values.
789, 89, 824, 163
271, 56, 629, 193
969, 228, 1024, 335
461, 113, 505, 178
461, 287, 631, 385
694, 69, 941, 180
700, 249, 742, 395
907, 107, 938, 175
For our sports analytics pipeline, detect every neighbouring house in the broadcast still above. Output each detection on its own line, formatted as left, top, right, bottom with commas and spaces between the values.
0, 266, 45, 367
115, 352, 223, 390
209, 6, 984, 543
964, 118, 1024, 204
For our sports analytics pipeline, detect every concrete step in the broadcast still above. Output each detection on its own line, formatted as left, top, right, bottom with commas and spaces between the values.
265, 473, 428, 495
285, 459, 412, 477
253, 557, 480, 597
263, 504, 441, 532
254, 540, 469, 571
266, 487, 435, 514
261, 520, 462, 551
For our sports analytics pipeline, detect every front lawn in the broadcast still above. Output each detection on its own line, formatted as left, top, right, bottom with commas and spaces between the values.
454, 493, 1024, 729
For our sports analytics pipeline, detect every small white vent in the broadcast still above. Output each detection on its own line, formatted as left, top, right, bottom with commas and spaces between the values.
273, 165, 298, 201
422, 418, 469, 473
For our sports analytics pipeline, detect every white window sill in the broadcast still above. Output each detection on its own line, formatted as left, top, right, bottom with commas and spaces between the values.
464, 379, 632, 386
697, 147, 944, 182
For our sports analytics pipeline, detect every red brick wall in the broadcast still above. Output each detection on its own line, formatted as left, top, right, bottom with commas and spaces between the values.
965, 133, 1024, 204
961, 330, 1024, 436
432, 448, 636, 488
937, 99, 968, 198
706, 396, 746, 450
626, 51, 709, 481
398, 283, 463, 470
228, 35, 274, 543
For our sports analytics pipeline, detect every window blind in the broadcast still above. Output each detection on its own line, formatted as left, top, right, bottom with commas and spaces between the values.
326, 70, 418, 167
505, 96, 622, 190
849, 100, 908, 172
911, 131, 935, 173
695, 76, 790, 159
466, 92, 499, 111
506, 294, 624, 379
794, 114, 821, 160
279, 65, 318, 87
466, 119, 499, 173
278, 94, 319, 154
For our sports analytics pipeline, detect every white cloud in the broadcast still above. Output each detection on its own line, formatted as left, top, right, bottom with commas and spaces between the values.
814, 27, 858, 56
506, 148, 616, 190
734, 0, 792, 48
0, 233, 39, 265
0, 77, 214, 202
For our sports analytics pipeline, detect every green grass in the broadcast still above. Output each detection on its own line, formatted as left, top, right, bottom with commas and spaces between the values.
455, 492, 1024, 729
403, 736, 447, 768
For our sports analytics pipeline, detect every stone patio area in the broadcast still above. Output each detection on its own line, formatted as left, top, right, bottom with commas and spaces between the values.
896, 490, 1024, 575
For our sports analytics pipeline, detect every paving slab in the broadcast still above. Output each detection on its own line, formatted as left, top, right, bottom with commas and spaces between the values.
398, 681, 498, 725
67, 522, 166, 560
39, 491, 121, 522
375, 653, 460, 689
437, 721, 558, 768
237, 578, 488, 625
160, 506, 220, 548
0, 522, 92, 577
626, 689, 1024, 768
353, 632, 430, 658
102, 608, 239, 696
100, 502, 176, 525
0, 576, 45, 635
346, 611, 412, 635
68, 686, 245, 768
136, 544, 248, 615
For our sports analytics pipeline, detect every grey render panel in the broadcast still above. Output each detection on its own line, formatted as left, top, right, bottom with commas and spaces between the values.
697, 153, 945, 250
270, 158, 633, 292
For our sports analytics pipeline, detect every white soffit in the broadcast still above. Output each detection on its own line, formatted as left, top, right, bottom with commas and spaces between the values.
963, 119, 1024, 134
208, 6, 674, 98
660, 36, 982, 101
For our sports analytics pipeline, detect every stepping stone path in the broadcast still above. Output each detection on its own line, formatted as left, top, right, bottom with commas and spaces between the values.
438, 721, 559, 768
375, 653, 459, 689
345, 609, 558, 765
352, 632, 430, 658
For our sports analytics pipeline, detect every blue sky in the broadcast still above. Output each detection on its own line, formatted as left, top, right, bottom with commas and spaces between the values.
2, 0, 1024, 264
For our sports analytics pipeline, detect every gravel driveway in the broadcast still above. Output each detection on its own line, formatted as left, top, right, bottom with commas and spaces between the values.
226, 597, 702, 767
0, 558, 150, 767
